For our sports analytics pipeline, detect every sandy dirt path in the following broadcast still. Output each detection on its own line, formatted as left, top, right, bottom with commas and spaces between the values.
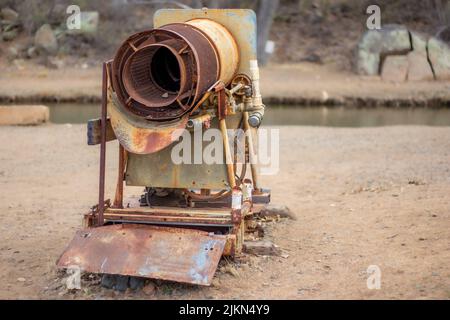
0, 124, 449, 299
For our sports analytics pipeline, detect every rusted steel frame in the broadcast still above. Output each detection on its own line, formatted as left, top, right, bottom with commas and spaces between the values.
105, 206, 232, 217
243, 111, 260, 190
104, 211, 233, 227
113, 145, 126, 209
103, 206, 234, 226
97, 62, 110, 227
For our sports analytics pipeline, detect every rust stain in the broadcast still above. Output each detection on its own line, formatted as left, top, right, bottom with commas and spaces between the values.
57, 224, 227, 286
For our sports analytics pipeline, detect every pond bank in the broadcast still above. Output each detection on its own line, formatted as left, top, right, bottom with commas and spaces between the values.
1, 62, 450, 107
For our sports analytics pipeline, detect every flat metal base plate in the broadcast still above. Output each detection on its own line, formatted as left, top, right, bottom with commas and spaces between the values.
57, 224, 226, 286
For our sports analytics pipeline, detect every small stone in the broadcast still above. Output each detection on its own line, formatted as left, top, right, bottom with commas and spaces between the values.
1, 8, 19, 22
100, 274, 115, 289
34, 24, 58, 55
129, 277, 145, 291
26, 46, 38, 59
2, 29, 18, 41
161, 92, 169, 98
142, 282, 156, 296
17, 277, 26, 282
113, 275, 129, 292
381, 56, 408, 82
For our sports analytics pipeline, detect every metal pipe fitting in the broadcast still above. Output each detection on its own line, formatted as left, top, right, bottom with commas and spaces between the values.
248, 60, 265, 127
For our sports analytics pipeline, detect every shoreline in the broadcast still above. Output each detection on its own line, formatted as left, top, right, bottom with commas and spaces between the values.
1, 63, 449, 107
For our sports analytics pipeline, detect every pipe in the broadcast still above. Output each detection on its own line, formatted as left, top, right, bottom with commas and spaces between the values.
243, 111, 260, 190
219, 118, 236, 188
248, 60, 265, 127
111, 19, 239, 121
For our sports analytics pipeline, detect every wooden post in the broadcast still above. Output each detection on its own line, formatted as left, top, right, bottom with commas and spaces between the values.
98, 62, 108, 226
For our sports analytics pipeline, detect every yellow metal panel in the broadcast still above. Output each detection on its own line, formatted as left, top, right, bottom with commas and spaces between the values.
154, 9, 257, 76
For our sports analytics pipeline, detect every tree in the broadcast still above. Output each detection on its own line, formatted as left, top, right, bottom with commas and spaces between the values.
256, 0, 279, 65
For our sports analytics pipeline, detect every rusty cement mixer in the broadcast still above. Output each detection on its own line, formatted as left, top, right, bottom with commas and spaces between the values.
57, 8, 270, 286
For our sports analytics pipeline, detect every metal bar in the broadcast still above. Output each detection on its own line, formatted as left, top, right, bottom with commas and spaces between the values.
243, 112, 260, 190
105, 206, 232, 216
219, 118, 236, 188
98, 62, 108, 227
113, 144, 125, 209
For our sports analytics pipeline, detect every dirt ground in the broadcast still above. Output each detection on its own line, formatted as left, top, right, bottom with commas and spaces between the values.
0, 124, 449, 299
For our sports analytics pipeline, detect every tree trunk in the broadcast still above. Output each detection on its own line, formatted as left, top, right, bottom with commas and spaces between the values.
256, 0, 279, 65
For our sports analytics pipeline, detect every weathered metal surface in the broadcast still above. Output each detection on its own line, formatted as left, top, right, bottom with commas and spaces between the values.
111, 23, 219, 121
87, 118, 116, 145
103, 206, 234, 227
108, 92, 188, 154
186, 19, 239, 85
125, 112, 243, 189
154, 9, 256, 76
57, 224, 227, 286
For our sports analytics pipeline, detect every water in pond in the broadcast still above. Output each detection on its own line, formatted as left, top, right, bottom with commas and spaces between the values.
47, 103, 450, 127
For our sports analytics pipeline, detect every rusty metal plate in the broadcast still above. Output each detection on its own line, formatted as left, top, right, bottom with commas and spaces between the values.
57, 224, 226, 286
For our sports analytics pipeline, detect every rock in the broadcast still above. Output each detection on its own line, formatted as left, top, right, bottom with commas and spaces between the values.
113, 275, 129, 292
407, 52, 434, 81
357, 25, 412, 75
0, 105, 50, 125
259, 204, 295, 220
17, 277, 26, 282
243, 240, 283, 256
129, 277, 145, 291
6, 46, 19, 60
428, 37, 450, 80
142, 282, 156, 296
435, 26, 450, 44
1, 7, 19, 23
100, 274, 115, 289
381, 55, 409, 82
26, 46, 38, 59
34, 24, 58, 55
2, 28, 18, 41
410, 32, 428, 54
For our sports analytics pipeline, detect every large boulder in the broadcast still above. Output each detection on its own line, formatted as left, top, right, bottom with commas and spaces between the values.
407, 52, 435, 81
34, 24, 58, 55
408, 32, 434, 81
0, 105, 49, 126
381, 55, 409, 82
428, 37, 450, 80
357, 25, 412, 75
